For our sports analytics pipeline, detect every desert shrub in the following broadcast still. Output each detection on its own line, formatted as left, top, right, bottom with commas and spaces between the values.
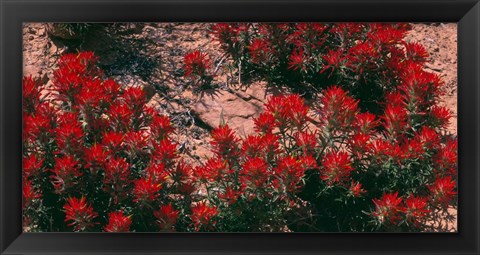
210, 23, 433, 114
23, 52, 198, 232
182, 50, 215, 89
198, 85, 456, 232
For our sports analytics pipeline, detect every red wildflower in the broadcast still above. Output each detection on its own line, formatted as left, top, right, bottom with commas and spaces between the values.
402, 138, 425, 160
348, 133, 372, 159
108, 102, 134, 129
104, 157, 130, 184
253, 112, 276, 134
429, 106, 451, 128
288, 48, 307, 71
415, 126, 440, 150
75, 79, 105, 108
84, 113, 109, 134
385, 91, 406, 108
23, 154, 44, 179
286, 95, 310, 128
150, 115, 174, 140
84, 144, 108, 173
331, 23, 365, 38
382, 104, 408, 139
191, 202, 218, 231
403, 195, 430, 225
368, 25, 405, 45
434, 138, 457, 175
299, 154, 318, 171
372, 192, 403, 224
264, 96, 288, 123
179, 182, 196, 196
311, 23, 328, 34
52, 70, 85, 103
349, 181, 366, 197
23, 179, 42, 208
321, 49, 345, 75
23, 112, 53, 143
242, 135, 266, 158
321, 151, 354, 184
133, 178, 162, 204
102, 132, 124, 151
210, 23, 240, 46
122, 87, 146, 109
286, 28, 304, 47
265, 94, 309, 129
320, 86, 359, 131
146, 163, 169, 184
368, 139, 404, 162
50, 155, 82, 192
195, 157, 231, 182
399, 64, 442, 107
385, 47, 407, 74
56, 51, 100, 76
57, 111, 79, 125
52, 52, 101, 103
154, 204, 180, 230
54, 113, 84, 153
101, 79, 121, 100
248, 38, 272, 63
218, 187, 242, 205
210, 125, 240, 158
64, 196, 98, 231
124, 131, 149, 153
404, 42, 429, 63
294, 131, 317, 153
261, 133, 281, 160
35, 101, 57, 120
104, 158, 131, 202
183, 50, 211, 78
170, 160, 193, 183
139, 106, 155, 122
152, 138, 178, 168
428, 176, 457, 206
288, 23, 327, 47
104, 211, 132, 232
346, 41, 380, 73
240, 157, 269, 188
353, 112, 378, 134
23, 76, 43, 112
274, 156, 305, 193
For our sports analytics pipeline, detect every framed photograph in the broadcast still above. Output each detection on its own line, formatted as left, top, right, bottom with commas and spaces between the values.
1, 0, 479, 254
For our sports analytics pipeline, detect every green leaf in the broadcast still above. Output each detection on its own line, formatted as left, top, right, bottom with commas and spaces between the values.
219, 108, 226, 127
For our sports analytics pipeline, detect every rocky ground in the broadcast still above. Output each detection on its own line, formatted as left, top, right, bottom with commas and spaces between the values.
23, 23, 458, 231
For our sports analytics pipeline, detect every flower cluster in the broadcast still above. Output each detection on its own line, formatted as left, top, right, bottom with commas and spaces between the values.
22, 52, 201, 232
210, 23, 437, 114
183, 50, 214, 89
196, 83, 456, 231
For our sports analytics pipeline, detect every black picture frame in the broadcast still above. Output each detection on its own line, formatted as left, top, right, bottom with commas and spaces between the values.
1, 0, 479, 254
